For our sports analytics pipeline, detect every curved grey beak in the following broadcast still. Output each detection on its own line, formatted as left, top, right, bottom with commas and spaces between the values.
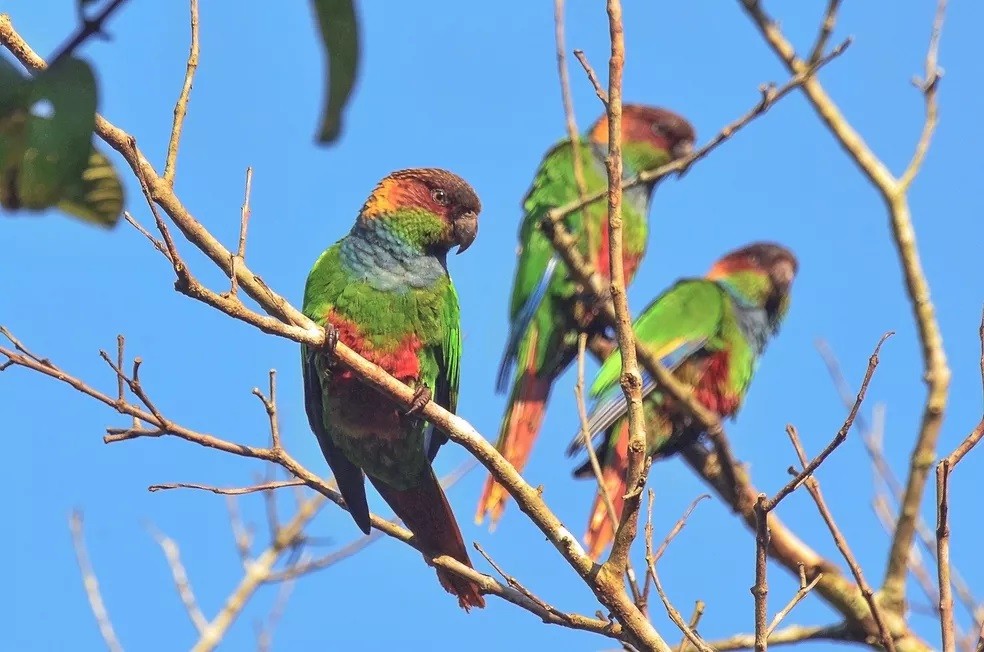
454, 211, 478, 255
671, 140, 694, 160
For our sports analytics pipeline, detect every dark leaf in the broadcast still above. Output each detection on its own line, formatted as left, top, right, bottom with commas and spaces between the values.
311, 0, 360, 144
57, 147, 124, 228
0, 55, 30, 210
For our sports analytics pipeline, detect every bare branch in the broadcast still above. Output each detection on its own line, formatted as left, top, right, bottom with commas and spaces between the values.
149, 480, 304, 495
695, 622, 856, 652
937, 308, 984, 652
163, 0, 200, 185
785, 427, 897, 652
765, 333, 892, 512
148, 524, 209, 634
646, 491, 713, 652
229, 167, 253, 296
734, 1, 951, 612
899, 0, 947, 190
69, 511, 124, 652
767, 565, 823, 637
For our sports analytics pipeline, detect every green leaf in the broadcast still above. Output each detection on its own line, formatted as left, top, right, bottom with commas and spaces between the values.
16, 57, 98, 209
0, 55, 30, 209
311, 0, 360, 144
56, 147, 124, 228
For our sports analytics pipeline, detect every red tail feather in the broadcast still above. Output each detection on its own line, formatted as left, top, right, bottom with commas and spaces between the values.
584, 423, 629, 561
371, 471, 485, 611
475, 370, 551, 527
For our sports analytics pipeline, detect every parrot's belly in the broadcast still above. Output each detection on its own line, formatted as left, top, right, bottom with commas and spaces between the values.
327, 377, 429, 490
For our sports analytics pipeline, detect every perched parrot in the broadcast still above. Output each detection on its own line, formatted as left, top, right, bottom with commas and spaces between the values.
568, 242, 798, 560
476, 104, 697, 527
301, 168, 485, 610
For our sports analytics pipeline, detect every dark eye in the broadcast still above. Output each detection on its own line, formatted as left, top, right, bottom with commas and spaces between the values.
651, 123, 666, 136
431, 188, 449, 205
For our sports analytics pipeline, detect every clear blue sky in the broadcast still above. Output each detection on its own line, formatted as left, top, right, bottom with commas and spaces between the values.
4, 2, 983, 650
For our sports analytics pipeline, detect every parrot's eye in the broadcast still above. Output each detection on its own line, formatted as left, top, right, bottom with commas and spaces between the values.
651, 123, 666, 136
431, 188, 449, 205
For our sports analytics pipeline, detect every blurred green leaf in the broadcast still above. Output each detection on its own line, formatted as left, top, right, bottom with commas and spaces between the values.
311, 0, 359, 144
15, 57, 98, 209
57, 147, 124, 228
0, 55, 31, 209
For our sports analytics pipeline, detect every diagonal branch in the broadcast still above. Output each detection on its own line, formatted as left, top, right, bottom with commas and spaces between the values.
163, 0, 199, 185
734, 0, 951, 612
69, 511, 124, 652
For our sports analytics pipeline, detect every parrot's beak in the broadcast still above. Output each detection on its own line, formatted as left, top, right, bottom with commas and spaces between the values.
454, 211, 478, 254
671, 139, 694, 160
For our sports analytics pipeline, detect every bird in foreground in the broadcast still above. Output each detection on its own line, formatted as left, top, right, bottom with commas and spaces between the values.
568, 242, 797, 560
476, 104, 697, 527
301, 168, 485, 610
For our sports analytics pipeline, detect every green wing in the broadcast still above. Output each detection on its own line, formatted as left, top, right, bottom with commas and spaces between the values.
426, 281, 462, 460
571, 279, 727, 448
496, 139, 606, 389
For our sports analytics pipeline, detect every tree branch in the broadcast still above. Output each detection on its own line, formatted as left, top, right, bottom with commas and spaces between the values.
734, 0, 951, 613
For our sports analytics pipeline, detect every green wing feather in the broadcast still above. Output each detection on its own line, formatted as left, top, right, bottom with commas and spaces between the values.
590, 279, 727, 398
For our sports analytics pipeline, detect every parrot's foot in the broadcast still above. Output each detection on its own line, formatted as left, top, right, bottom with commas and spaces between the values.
323, 324, 340, 366
405, 386, 432, 417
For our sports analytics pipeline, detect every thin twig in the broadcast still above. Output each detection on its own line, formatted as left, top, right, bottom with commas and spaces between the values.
937, 308, 984, 652
163, 0, 200, 185
573, 49, 608, 105
645, 490, 713, 652
765, 333, 892, 512
785, 427, 897, 652
252, 368, 281, 450
225, 496, 254, 567
676, 601, 706, 652
807, 0, 843, 64
149, 480, 304, 495
229, 167, 253, 296
148, 524, 209, 634
69, 511, 124, 652
49, 0, 130, 64
734, 0, 951, 614
767, 564, 824, 636
753, 494, 769, 652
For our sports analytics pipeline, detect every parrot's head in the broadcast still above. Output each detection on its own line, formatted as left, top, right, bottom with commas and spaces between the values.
360, 168, 481, 255
589, 104, 696, 169
707, 242, 798, 331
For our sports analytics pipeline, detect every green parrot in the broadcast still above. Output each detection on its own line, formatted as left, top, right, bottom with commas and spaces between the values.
476, 104, 697, 526
568, 242, 798, 559
301, 168, 485, 610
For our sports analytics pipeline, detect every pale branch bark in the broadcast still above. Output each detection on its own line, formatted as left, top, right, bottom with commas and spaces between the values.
735, 0, 951, 613
69, 511, 125, 652
147, 525, 209, 635
936, 309, 984, 652
163, 0, 199, 185
596, 0, 653, 593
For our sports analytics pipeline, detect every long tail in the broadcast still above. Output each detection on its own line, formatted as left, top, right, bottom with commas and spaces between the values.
575, 422, 629, 561
371, 470, 486, 611
475, 367, 552, 528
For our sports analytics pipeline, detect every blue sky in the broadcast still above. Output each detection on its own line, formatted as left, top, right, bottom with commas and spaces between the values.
4, 2, 983, 650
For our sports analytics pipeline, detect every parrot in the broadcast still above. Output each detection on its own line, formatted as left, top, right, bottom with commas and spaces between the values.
301, 168, 485, 610
476, 104, 697, 527
568, 242, 798, 560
